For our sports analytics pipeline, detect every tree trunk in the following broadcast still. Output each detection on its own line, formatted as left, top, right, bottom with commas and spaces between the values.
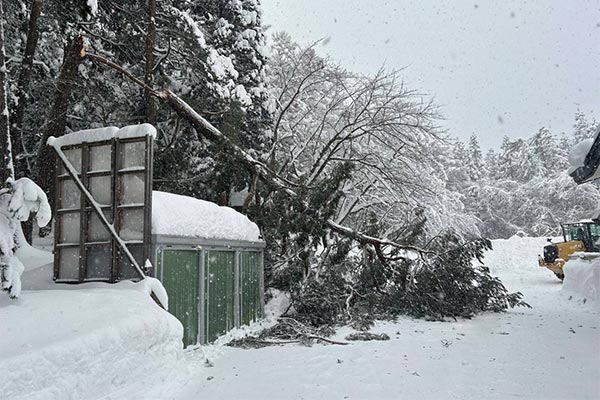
0, 0, 14, 184
14, 0, 43, 244
11, 0, 42, 179
36, 35, 85, 217
144, 0, 156, 123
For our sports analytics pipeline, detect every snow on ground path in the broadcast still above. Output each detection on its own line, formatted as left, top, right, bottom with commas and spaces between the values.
97, 236, 600, 400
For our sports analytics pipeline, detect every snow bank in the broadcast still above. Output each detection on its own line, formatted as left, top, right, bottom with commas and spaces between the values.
485, 236, 552, 275
0, 285, 183, 400
562, 257, 600, 306
47, 123, 156, 148
152, 191, 261, 242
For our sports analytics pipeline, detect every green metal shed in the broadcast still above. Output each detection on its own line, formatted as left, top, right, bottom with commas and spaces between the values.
49, 124, 264, 346
150, 191, 265, 346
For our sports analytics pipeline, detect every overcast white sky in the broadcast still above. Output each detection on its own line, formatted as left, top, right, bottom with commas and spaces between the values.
261, 0, 600, 149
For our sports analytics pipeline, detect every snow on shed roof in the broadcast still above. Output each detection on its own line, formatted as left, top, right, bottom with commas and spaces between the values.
47, 124, 157, 148
152, 191, 261, 243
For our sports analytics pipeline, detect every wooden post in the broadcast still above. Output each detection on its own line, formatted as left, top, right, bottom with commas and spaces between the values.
79, 142, 89, 282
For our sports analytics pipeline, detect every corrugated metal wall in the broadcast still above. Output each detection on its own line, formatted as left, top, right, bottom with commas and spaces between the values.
158, 250, 200, 347
157, 247, 263, 346
204, 250, 235, 343
239, 252, 262, 326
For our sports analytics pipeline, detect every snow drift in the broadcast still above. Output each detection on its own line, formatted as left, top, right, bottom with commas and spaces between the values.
483, 235, 551, 277
0, 285, 183, 400
562, 257, 600, 306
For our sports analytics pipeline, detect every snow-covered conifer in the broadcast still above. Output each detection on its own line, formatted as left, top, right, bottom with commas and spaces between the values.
466, 134, 485, 181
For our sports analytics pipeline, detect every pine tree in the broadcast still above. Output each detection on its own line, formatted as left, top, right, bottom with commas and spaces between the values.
573, 110, 598, 144
466, 134, 485, 181
557, 134, 571, 171
484, 148, 499, 180
529, 127, 560, 177
497, 137, 536, 182
202, 0, 272, 205
445, 139, 470, 191
150, 0, 273, 206
213, 0, 272, 153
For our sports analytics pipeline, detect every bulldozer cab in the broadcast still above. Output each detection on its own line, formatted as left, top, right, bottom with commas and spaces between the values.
561, 221, 600, 252
539, 220, 600, 280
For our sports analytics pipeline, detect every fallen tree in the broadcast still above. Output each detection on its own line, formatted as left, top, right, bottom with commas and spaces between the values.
84, 50, 434, 261
82, 46, 529, 325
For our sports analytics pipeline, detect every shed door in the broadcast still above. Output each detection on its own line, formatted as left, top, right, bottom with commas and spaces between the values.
204, 250, 235, 343
160, 249, 200, 347
239, 252, 262, 326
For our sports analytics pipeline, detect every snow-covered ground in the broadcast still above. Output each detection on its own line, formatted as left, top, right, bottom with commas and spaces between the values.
1, 236, 599, 399
0, 284, 183, 400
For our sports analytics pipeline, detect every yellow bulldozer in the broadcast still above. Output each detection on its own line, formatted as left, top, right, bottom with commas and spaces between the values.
542, 126, 600, 280
538, 220, 600, 280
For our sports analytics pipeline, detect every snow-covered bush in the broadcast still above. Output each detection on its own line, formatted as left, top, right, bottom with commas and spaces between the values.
0, 178, 51, 299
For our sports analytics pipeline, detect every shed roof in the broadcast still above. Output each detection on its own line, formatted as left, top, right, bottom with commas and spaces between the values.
151, 191, 261, 243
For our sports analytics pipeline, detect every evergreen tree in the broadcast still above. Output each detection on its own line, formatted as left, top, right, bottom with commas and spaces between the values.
466, 134, 485, 181
212, 0, 272, 153
557, 133, 571, 171
529, 127, 560, 177
445, 139, 470, 191
484, 148, 499, 180
573, 110, 599, 144
497, 137, 537, 182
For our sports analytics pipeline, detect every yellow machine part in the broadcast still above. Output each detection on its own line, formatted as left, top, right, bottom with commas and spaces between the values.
538, 240, 585, 275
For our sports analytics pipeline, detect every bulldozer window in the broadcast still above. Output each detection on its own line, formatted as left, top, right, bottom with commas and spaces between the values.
564, 225, 578, 241
588, 224, 600, 252
564, 224, 588, 243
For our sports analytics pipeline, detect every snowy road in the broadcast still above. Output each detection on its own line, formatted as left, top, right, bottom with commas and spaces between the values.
3, 237, 598, 400
97, 237, 600, 400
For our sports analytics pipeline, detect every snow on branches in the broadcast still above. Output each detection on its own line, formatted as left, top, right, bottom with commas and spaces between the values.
0, 177, 50, 298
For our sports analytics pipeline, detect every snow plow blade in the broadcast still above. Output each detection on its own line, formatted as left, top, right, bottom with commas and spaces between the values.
538, 257, 566, 280
539, 240, 585, 280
